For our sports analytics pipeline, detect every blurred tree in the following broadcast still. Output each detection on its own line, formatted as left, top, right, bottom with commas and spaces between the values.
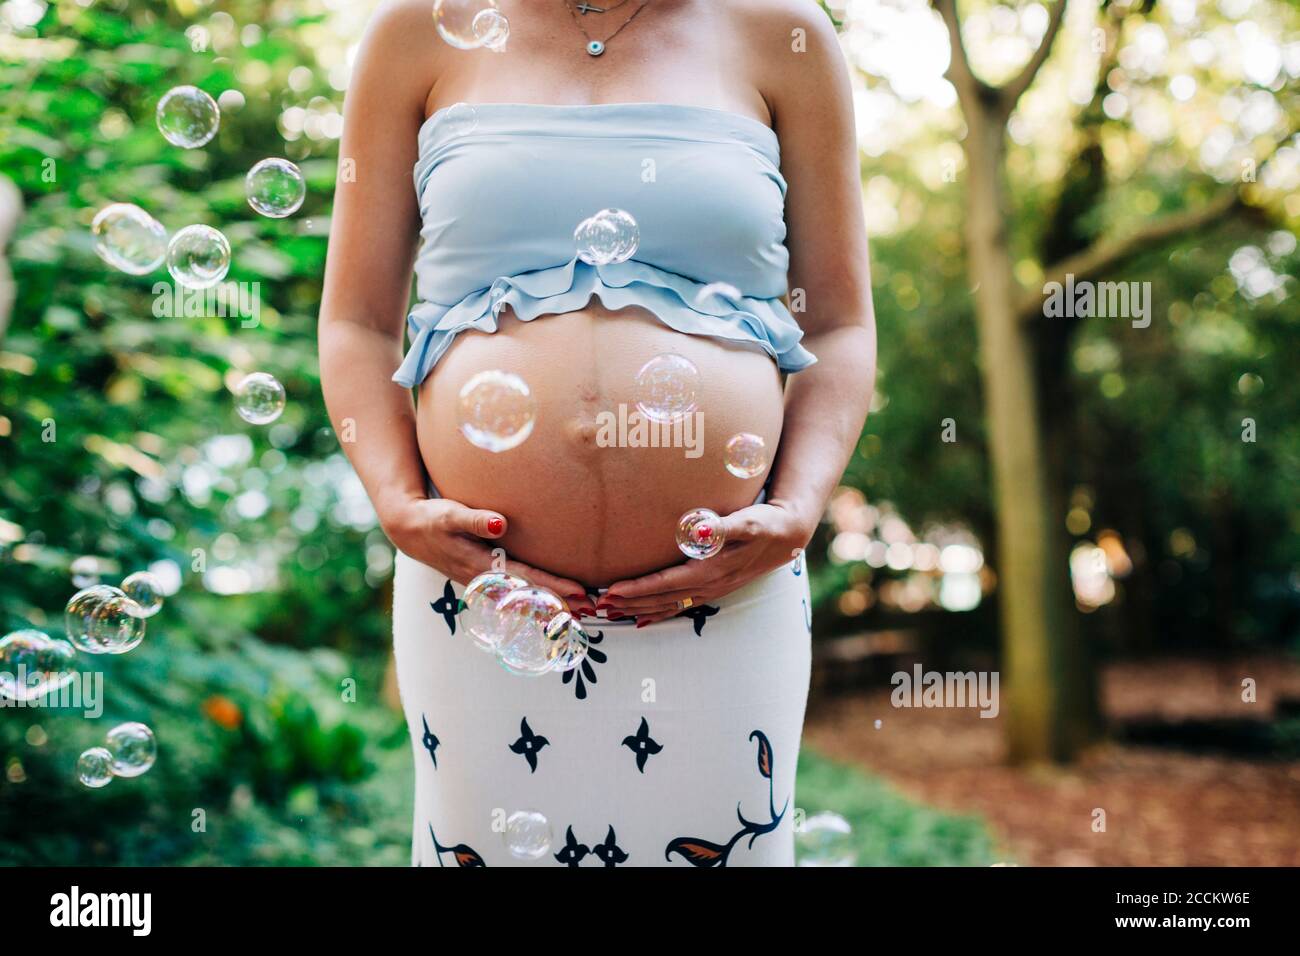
931, 0, 1296, 762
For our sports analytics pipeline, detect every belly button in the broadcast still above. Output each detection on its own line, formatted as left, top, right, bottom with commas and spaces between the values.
565, 417, 601, 448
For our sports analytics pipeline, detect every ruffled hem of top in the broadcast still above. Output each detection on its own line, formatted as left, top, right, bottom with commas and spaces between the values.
392, 258, 817, 388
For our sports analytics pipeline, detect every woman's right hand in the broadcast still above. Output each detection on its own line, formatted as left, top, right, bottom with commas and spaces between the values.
379, 496, 594, 613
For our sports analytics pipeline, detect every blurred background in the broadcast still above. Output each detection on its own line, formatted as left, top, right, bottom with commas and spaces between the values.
0, 0, 1296, 866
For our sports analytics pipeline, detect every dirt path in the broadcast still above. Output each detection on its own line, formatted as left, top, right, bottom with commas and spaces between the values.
802, 656, 1300, 866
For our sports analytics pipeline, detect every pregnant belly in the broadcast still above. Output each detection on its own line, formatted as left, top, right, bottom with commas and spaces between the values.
416, 305, 785, 586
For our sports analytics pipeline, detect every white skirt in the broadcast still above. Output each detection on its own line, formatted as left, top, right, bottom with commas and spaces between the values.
392, 549, 813, 867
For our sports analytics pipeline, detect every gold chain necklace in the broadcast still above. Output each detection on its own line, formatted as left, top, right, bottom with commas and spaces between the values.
562, 0, 650, 56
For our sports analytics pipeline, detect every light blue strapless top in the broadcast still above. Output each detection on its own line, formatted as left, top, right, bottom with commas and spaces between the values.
392, 102, 817, 388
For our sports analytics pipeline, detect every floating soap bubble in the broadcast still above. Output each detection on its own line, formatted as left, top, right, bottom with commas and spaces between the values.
233, 372, 286, 425
77, 747, 115, 789
91, 203, 167, 275
504, 809, 553, 860
874, 719, 882, 730
462, 570, 528, 653
105, 722, 157, 778
676, 508, 726, 560
694, 281, 742, 307
457, 370, 536, 452
121, 571, 164, 618
724, 433, 768, 479
445, 102, 479, 137
245, 157, 306, 218
166, 224, 231, 289
155, 85, 220, 148
64, 585, 145, 655
635, 353, 699, 424
573, 208, 639, 266
433, 0, 499, 49
495, 586, 565, 677
70, 555, 102, 589
472, 8, 509, 51
543, 611, 589, 673
795, 811, 856, 867
0, 630, 77, 702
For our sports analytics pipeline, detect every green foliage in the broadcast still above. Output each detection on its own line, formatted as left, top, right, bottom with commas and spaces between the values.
0, 0, 400, 865
796, 749, 1001, 866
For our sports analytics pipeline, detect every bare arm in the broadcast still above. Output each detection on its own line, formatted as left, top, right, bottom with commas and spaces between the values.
603, 0, 875, 620
763, 1, 877, 532
319, 0, 429, 523
319, 1, 589, 601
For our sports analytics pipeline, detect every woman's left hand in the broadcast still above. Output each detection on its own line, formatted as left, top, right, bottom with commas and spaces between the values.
598, 502, 813, 627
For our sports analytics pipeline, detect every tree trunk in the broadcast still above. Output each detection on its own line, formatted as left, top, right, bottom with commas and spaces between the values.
962, 107, 1095, 762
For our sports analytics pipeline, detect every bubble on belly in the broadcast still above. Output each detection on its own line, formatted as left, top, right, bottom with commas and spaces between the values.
724, 432, 768, 479
504, 809, 553, 860
495, 586, 568, 677
795, 811, 857, 867
462, 570, 528, 652
573, 208, 640, 266
233, 372, 286, 425
634, 353, 700, 424
694, 281, 742, 307
166, 224, 231, 289
432, 0, 501, 50
543, 611, 590, 673
91, 203, 167, 275
457, 370, 536, 452
155, 85, 220, 149
676, 508, 726, 559
472, 8, 510, 52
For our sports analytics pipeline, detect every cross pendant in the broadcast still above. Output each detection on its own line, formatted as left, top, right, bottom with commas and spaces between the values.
576, 2, 606, 13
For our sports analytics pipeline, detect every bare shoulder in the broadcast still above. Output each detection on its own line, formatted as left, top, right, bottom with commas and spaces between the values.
351, 0, 445, 120
714, 0, 847, 119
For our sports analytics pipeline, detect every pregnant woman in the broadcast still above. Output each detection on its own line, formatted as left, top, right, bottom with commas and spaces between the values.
319, 0, 874, 867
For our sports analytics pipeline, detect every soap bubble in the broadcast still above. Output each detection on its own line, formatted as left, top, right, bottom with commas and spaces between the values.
676, 508, 726, 560
91, 203, 167, 275
495, 586, 565, 677
245, 157, 306, 218
156, 85, 220, 148
121, 571, 164, 618
573, 208, 639, 266
445, 102, 478, 136
543, 611, 589, 673
433, 0, 499, 49
105, 722, 157, 778
0, 630, 77, 702
694, 281, 742, 306
504, 809, 553, 860
77, 748, 115, 789
64, 585, 145, 655
457, 370, 536, 452
462, 570, 527, 652
233, 372, 286, 425
166, 224, 231, 289
472, 8, 509, 51
795, 811, 856, 867
635, 353, 699, 424
724, 433, 768, 479
70, 555, 102, 589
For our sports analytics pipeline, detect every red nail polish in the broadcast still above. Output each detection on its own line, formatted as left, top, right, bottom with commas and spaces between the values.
636, 619, 649, 629
486, 517, 504, 535
608, 612, 624, 620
